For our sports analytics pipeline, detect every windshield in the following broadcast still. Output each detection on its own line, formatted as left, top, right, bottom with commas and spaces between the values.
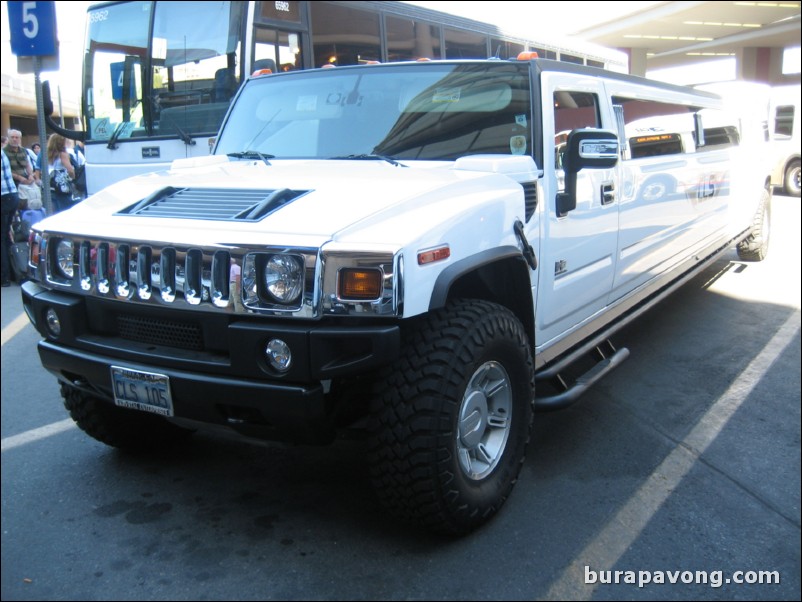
83, 1, 245, 142
215, 63, 532, 161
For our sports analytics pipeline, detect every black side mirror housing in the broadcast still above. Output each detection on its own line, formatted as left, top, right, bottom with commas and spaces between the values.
557, 129, 619, 216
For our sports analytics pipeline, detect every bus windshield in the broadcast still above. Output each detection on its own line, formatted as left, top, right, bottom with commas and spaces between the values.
84, 1, 245, 143
215, 63, 532, 161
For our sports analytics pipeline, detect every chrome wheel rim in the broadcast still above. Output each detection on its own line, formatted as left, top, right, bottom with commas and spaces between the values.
456, 361, 512, 480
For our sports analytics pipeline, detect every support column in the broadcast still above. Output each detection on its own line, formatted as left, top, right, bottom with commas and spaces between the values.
624, 47, 648, 77
736, 47, 773, 83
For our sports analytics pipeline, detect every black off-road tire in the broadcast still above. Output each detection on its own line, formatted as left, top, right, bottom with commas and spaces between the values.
62, 384, 193, 451
368, 299, 535, 535
736, 187, 771, 262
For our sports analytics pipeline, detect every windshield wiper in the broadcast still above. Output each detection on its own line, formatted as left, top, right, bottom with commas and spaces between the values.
173, 122, 196, 147
331, 154, 406, 167
106, 122, 126, 150
227, 150, 275, 165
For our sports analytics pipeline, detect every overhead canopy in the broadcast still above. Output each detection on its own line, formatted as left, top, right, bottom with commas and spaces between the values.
575, 1, 800, 75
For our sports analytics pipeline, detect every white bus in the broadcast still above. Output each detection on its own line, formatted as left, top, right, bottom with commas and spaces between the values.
769, 85, 800, 197
49, 1, 625, 194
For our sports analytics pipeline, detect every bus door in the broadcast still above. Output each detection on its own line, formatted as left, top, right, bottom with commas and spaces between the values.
253, 1, 307, 74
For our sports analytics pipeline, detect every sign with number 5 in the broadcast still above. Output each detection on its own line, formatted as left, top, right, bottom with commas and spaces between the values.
7, 1, 58, 56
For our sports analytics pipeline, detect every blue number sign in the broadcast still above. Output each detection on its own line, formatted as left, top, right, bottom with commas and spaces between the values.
7, 1, 58, 57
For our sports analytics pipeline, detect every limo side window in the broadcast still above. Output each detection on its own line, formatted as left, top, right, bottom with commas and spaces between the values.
612, 96, 696, 159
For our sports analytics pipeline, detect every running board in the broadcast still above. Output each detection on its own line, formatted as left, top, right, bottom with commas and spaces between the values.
535, 342, 629, 412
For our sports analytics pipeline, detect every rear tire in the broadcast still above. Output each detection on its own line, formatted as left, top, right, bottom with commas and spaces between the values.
62, 384, 193, 451
368, 300, 535, 534
736, 187, 771, 262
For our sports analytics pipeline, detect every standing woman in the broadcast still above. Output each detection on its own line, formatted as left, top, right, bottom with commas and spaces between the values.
44, 134, 76, 213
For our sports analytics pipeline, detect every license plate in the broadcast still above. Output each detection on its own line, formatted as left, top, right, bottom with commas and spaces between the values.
111, 366, 174, 417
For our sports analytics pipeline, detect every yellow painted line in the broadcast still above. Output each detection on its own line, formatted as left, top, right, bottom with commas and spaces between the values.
1, 312, 30, 347
1, 310, 78, 450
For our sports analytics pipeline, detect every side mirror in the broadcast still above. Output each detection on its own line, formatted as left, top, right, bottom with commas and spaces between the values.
41, 81, 85, 142
42, 80, 55, 116
557, 129, 619, 216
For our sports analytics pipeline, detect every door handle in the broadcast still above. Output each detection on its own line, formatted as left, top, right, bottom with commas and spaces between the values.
601, 182, 615, 205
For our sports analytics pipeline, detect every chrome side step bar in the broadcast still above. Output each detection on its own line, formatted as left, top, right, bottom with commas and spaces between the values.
535, 340, 629, 412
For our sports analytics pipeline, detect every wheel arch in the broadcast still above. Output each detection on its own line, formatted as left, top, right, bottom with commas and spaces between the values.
429, 247, 535, 346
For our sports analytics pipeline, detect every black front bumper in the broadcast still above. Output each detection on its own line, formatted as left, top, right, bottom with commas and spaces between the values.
22, 281, 400, 443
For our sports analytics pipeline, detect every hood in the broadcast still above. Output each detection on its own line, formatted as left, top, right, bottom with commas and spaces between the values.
38, 156, 531, 248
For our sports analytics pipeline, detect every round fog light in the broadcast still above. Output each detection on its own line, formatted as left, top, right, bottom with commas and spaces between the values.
265, 339, 292, 372
45, 308, 62, 337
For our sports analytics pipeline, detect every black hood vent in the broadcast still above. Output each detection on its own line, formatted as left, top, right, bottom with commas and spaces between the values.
117, 187, 311, 221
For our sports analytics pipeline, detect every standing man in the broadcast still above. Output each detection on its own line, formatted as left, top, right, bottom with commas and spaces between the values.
5, 129, 37, 186
5, 129, 39, 207
1, 148, 20, 287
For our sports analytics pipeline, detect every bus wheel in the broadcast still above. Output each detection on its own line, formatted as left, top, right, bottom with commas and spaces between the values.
785, 159, 801, 197
368, 299, 535, 534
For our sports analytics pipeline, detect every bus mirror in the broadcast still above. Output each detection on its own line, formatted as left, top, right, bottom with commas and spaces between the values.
40, 80, 85, 142
557, 129, 619, 217
42, 81, 54, 116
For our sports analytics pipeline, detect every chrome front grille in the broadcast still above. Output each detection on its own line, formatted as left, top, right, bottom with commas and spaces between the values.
41, 236, 319, 316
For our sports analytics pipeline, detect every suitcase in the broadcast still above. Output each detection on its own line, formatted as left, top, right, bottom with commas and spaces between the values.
21, 208, 47, 227
10, 241, 29, 283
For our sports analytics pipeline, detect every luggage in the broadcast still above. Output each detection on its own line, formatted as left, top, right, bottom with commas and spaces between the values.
11, 213, 30, 242
21, 208, 47, 227
10, 241, 29, 283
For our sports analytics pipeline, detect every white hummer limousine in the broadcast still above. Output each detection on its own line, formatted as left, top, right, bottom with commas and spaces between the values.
21, 57, 771, 534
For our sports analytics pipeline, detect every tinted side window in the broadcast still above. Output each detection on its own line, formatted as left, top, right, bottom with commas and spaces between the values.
613, 96, 695, 159
775, 105, 795, 138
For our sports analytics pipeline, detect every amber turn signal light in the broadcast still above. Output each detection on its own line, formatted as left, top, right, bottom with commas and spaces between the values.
339, 268, 382, 300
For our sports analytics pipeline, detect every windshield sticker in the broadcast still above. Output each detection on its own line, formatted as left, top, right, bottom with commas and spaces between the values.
89, 117, 112, 140
296, 95, 318, 112
432, 88, 461, 103
510, 136, 527, 155
515, 114, 528, 128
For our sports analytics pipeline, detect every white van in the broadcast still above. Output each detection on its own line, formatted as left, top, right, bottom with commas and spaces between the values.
770, 85, 801, 197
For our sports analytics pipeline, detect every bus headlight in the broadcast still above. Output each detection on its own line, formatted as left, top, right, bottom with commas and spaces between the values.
264, 254, 304, 304
55, 239, 74, 279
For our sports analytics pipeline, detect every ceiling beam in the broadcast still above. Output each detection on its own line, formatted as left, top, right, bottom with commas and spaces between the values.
648, 14, 801, 58
576, 0, 708, 37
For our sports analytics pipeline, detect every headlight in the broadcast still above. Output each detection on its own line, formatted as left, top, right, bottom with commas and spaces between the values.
264, 254, 304, 304
56, 240, 74, 279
